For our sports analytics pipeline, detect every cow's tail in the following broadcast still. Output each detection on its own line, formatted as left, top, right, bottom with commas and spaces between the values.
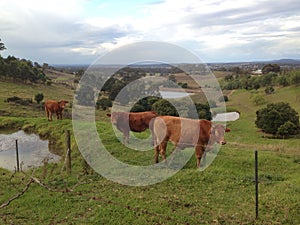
149, 117, 156, 147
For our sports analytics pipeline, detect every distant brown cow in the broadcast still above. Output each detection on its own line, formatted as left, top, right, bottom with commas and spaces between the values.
45, 100, 69, 121
151, 116, 230, 167
107, 111, 158, 144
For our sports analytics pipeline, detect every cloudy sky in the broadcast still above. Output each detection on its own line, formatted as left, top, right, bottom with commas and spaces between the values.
1, 0, 300, 65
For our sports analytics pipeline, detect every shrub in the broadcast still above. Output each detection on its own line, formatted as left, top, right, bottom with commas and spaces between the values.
277, 121, 299, 138
255, 102, 300, 136
96, 98, 112, 110
34, 93, 44, 104
152, 99, 178, 116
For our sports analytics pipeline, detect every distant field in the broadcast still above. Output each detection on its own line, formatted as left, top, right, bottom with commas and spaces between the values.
0, 80, 74, 117
0, 77, 299, 224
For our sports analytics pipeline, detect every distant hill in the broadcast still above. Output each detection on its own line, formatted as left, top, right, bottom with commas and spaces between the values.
269, 59, 300, 64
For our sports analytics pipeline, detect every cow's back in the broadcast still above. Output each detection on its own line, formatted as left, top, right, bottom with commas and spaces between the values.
153, 116, 211, 147
45, 100, 59, 112
129, 111, 158, 132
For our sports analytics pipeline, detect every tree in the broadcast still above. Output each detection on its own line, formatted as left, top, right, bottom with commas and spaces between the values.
265, 86, 275, 95
252, 94, 266, 105
290, 71, 300, 85
34, 93, 44, 104
131, 96, 160, 112
152, 99, 178, 116
0, 38, 6, 51
193, 103, 212, 120
108, 80, 126, 101
262, 64, 280, 74
255, 102, 300, 135
277, 121, 298, 138
218, 95, 229, 102
96, 98, 112, 110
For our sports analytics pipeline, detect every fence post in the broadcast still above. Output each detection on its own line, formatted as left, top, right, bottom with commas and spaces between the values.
255, 150, 259, 219
65, 130, 71, 175
15, 139, 20, 172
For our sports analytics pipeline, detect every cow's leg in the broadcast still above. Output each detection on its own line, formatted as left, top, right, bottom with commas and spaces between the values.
159, 141, 167, 162
123, 131, 130, 144
45, 109, 50, 121
155, 145, 160, 163
49, 111, 53, 121
195, 146, 204, 168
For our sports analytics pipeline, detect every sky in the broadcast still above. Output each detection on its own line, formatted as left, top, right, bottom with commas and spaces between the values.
1, 0, 300, 65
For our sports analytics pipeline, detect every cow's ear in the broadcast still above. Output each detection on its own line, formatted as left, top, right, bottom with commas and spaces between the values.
106, 113, 111, 117
225, 128, 231, 132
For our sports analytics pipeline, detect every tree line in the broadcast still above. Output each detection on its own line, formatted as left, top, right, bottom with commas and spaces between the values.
221, 64, 300, 90
0, 39, 48, 83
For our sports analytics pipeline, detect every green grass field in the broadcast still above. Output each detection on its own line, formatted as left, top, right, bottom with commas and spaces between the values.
0, 80, 299, 224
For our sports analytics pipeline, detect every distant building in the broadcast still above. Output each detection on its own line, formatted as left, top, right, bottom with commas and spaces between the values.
252, 69, 262, 75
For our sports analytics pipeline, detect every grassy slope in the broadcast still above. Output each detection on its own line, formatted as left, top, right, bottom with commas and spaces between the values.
0, 80, 300, 224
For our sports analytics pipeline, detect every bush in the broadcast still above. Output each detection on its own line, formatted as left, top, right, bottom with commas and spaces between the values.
255, 102, 300, 136
251, 94, 266, 106
265, 86, 275, 95
152, 99, 178, 116
277, 121, 299, 138
96, 98, 112, 110
218, 95, 229, 102
130, 104, 145, 112
6, 96, 21, 102
34, 93, 44, 104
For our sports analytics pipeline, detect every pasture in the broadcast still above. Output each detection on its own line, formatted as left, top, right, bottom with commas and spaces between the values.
0, 79, 299, 224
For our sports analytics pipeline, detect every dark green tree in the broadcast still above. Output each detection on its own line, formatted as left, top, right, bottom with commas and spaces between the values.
152, 99, 178, 116
0, 38, 6, 51
255, 102, 299, 135
277, 121, 298, 138
108, 80, 126, 101
265, 86, 275, 95
290, 71, 300, 85
131, 96, 160, 112
34, 93, 44, 104
96, 98, 112, 110
193, 103, 212, 120
262, 64, 280, 74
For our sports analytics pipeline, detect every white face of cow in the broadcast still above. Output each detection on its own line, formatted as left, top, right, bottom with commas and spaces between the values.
210, 124, 230, 145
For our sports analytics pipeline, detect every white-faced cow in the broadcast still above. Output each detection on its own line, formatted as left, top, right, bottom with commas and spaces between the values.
151, 116, 230, 167
107, 111, 158, 144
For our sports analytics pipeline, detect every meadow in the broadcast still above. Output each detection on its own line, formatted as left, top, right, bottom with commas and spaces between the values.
0, 78, 299, 224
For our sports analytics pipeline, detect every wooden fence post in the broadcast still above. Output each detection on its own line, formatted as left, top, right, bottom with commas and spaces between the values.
65, 130, 71, 175
255, 150, 259, 219
15, 139, 20, 172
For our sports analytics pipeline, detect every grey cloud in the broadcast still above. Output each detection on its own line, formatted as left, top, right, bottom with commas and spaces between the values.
186, 0, 300, 28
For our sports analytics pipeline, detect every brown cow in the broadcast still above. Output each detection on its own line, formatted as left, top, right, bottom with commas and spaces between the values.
151, 116, 230, 168
106, 111, 158, 144
45, 100, 69, 121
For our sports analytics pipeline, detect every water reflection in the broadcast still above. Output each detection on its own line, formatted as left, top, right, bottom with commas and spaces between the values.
0, 130, 61, 171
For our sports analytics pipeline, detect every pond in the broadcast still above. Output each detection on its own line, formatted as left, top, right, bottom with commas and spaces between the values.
212, 112, 240, 122
159, 91, 193, 99
0, 130, 61, 171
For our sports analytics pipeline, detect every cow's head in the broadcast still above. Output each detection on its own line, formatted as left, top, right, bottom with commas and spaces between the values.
210, 124, 230, 145
106, 113, 118, 125
58, 100, 69, 109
